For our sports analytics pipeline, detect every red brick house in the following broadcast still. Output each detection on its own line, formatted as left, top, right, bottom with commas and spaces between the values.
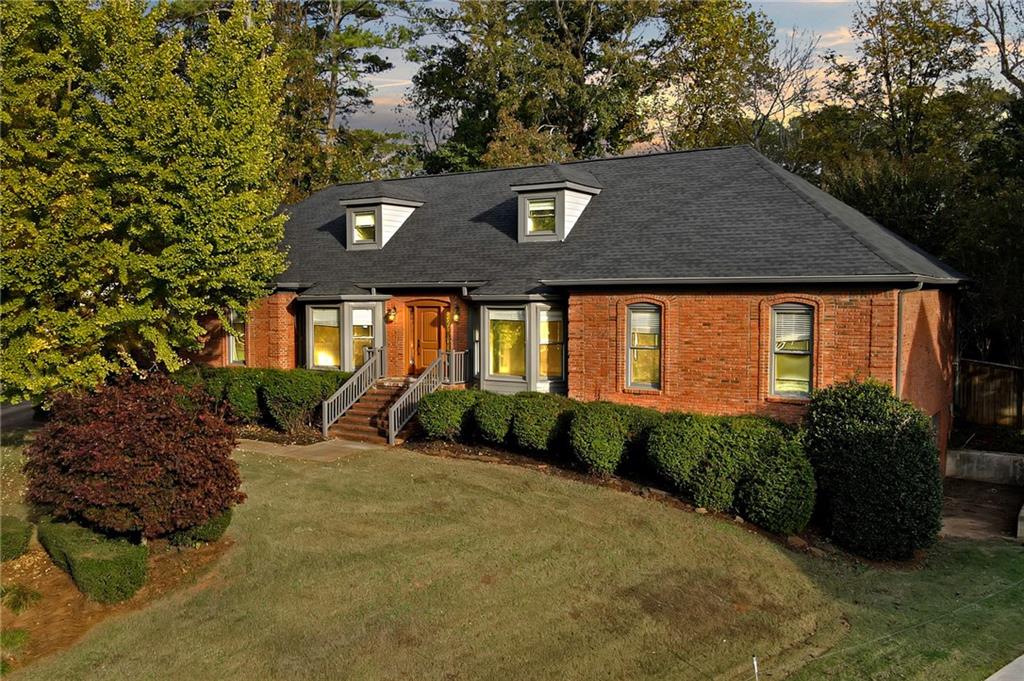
199, 147, 960, 458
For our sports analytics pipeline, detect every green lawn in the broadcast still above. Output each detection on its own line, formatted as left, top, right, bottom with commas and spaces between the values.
4, 445, 1022, 680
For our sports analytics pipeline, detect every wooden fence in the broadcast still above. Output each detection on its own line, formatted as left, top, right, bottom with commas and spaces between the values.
955, 359, 1024, 428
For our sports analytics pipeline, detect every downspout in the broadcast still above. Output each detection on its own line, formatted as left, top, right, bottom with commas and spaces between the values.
895, 281, 924, 397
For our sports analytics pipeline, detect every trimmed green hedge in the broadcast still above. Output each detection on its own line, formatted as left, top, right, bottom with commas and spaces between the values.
37, 519, 147, 603
646, 413, 720, 494
169, 509, 232, 546
473, 392, 516, 445
173, 366, 351, 432
511, 393, 576, 454
805, 380, 942, 560
418, 389, 483, 440
736, 436, 816, 535
412, 388, 821, 542
569, 402, 628, 475
0, 516, 32, 562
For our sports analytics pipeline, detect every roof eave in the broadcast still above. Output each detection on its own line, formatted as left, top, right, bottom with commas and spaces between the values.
539, 275, 964, 287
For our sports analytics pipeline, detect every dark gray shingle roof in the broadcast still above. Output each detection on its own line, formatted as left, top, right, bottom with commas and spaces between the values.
278, 146, 962, 297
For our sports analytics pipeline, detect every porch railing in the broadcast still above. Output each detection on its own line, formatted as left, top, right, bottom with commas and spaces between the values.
321, 346, 387, 438
387, 350, 470, 445
445, 349, 468, 385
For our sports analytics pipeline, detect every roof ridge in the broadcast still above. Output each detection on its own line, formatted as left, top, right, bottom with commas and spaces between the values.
740, 146, 908, 275
325, 145, 751, 188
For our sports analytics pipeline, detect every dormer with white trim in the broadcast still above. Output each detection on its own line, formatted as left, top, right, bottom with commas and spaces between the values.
510, 164, 602, 243
338, 181, 424, 250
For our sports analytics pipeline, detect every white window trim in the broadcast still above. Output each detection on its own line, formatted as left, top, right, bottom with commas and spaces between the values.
626, 304, 662, 390
227, 310, 246, 366
516, 191, 564, 242
306, 303, 384, 371
482, 306, 529, 383
345, 205, 384, 250
770, 303, 814, 398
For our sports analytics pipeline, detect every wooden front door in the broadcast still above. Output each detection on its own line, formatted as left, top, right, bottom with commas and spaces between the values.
410, 304, 445, 374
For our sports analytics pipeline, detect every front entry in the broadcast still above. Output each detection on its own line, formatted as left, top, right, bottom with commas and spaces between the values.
409, 303, 446, 374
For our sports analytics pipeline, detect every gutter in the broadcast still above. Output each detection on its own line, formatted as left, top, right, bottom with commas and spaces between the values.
895, 281, 924, 397
539, 275, 961, 286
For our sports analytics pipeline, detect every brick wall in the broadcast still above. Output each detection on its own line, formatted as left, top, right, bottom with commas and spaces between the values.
898, 288, 956, 467
383, 293, 471, 377
195, 292, 298, 369
567, 287, 904, 424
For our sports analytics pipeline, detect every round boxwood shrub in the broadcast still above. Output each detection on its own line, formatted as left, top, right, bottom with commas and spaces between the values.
805, 380, 942, 560
615, 405, 664, 469
418, 389, 481, 440
646, 413, 720, 493
24, 373, 245, 540
510, 392, 576, 454
736, 436, 816, 535
473, 392, 516, 445
569, 402, 628, 475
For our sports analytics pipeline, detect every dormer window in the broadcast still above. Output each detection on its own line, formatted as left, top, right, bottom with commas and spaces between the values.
510, 164, 602, 243
526, 198, 557, 234
338, 181, 425, 251
352, 210, 376, 243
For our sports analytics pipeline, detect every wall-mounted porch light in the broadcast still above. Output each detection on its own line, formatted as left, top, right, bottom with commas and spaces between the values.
385, 306, 398, 323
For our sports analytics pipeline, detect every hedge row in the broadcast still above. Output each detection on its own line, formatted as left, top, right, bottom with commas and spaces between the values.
173, 366, 351, 432
169, 509, 233, 547
1, 516, 32, 562
36, 519, 148, 603
417, 390, 816, 536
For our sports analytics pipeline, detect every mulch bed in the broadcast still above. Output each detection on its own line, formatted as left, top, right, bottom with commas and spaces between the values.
1, 538, 230, 674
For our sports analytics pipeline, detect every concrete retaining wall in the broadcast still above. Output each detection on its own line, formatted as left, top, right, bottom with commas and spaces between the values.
945, 449, 1024, 486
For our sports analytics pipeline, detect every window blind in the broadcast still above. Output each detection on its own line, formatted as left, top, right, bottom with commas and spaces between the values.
312, 308, 339, 327
351, 308, 373, 326
490, 309, 525, 322
774, 308, 812, 342
629, 309, 661, 336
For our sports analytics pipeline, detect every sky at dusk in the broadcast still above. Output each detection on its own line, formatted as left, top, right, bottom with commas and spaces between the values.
347, 0, 859, 132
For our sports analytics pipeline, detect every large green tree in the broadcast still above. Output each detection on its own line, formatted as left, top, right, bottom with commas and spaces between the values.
0, 0, 287, 401
409, 0, 774, 171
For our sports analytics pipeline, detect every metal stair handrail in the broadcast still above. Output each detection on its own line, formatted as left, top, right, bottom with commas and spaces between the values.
321, 346, 387, 438
387, 352, 447, 445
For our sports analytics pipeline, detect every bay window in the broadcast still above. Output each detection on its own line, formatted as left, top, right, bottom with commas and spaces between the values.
627, 305, 661, 389
311, 308, 341, 369
489, 309, 526, 378
538, 309, 564, 380
772, 303, 813, 396
351, 307, 375, 368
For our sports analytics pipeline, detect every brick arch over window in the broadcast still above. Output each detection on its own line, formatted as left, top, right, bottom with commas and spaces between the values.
615, 295, 672, 397
756, 294, 825, 408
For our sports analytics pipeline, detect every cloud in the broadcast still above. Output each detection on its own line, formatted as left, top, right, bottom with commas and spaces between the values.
819, 27, 854, 49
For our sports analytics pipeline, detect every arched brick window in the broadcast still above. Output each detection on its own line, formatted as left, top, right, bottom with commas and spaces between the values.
771, 303, 814, 397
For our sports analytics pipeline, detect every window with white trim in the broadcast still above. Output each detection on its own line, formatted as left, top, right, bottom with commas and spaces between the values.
351, 307, 375, 368
627, 304, 661, 389
228, 310, 246, 365
771, 303, 813, 396
352, 210, 376, 243
488, 308, 526, 378
526, 197, 556, 234
538, 308, 565, 380
311, 308, 341, 369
